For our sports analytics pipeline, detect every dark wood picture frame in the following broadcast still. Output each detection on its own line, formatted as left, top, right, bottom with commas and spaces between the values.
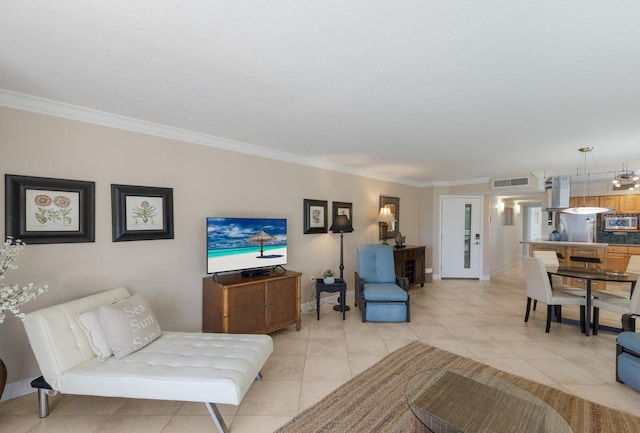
379, 195, 400, 240
332, 201, 354, 231
111, 184, 174, 242
5, 174, 95, 244
303, 199, 328, 234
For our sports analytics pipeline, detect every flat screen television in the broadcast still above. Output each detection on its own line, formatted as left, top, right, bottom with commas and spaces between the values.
206, 217, 287, 276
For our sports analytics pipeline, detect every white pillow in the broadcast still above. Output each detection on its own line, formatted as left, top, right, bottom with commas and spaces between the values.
99, 294, 162, 360
77, 308, 113, 360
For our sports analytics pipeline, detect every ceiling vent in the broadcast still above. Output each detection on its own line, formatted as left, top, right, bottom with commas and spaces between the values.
490, 174, 544, 192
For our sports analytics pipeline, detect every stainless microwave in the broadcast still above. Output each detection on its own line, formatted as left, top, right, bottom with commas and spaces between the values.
603, 215, 639, 231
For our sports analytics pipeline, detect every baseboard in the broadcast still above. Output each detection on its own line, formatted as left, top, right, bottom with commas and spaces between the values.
1, 377, 36, 402
301, 290, 354, 313
490, 261, 521, 279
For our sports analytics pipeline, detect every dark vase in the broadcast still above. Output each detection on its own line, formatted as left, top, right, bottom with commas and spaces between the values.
0, 357, 6, 399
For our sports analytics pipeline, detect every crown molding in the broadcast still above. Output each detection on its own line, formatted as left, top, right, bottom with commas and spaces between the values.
0, 89, 424, 187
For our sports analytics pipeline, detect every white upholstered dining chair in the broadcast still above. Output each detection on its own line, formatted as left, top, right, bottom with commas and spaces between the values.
592, 255, 640, 335
531, 250, 585, 311
523, 256, 587, 333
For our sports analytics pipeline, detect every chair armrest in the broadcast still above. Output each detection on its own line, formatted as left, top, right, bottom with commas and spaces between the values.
354, 272, 365, 302
396, 276, 410, 290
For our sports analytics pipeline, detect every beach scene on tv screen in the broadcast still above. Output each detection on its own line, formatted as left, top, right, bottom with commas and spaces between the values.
207, 217, 287, 273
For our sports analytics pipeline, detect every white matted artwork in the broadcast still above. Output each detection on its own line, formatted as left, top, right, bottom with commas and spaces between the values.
310, 206, 324, 227
337, 207, 350, 219
25, 189, 80, 232
125, 196, 164, 231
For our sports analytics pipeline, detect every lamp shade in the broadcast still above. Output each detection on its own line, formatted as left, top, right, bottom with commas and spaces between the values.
330, 214, 353, 233
562, 206, 612, 215
377, 207, 395, 223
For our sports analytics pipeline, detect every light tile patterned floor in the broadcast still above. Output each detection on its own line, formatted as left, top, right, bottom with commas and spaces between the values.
1, 266, 639, 433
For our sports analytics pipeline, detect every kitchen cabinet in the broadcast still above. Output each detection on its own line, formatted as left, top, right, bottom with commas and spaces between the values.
573, 194, 640, 213
566, 246, 606, 289
528, 244, 567, 266
620, 195, 640, 213
567, 246, 605, 266
569, 196, 599, 208
629, 246, 640, 256
606, 246, 629, 272
599, 196, 619, 212
606, 246, 640, 272
596, 194, 640, 213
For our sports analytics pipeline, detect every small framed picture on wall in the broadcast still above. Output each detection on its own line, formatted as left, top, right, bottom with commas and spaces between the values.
303, 199, 328, 234
332, 201, 353, 229
111, 184, 174, 241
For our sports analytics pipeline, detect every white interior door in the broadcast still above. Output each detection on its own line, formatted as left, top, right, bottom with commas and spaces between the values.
523, 205, 543, 256
440, 196, 482, 278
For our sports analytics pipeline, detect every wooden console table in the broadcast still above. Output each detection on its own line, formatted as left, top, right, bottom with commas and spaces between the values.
393, 245, 426, 287
202, 270, 301, 334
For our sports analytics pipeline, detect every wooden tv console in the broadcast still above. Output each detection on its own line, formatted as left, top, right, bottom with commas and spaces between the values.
202, 270, 301, 334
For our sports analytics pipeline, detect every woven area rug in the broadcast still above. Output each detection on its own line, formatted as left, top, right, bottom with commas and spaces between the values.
274, 341, 640, 433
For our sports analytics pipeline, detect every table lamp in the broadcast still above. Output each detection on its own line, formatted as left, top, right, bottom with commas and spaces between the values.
377, 207, 395, 244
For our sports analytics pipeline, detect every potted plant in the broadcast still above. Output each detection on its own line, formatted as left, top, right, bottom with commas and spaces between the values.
323, 269, 335, 284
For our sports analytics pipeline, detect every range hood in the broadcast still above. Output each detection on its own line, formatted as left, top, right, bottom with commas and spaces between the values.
545, 175, 570, 210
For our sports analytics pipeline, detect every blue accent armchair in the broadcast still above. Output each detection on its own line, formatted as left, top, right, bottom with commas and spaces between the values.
617, 331, 640, 392
354, 244, 410, 322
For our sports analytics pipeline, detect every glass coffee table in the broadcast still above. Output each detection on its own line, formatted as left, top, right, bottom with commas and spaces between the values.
406, 368, 572, 433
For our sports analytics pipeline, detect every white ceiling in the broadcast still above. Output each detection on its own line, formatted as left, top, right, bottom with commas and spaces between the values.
2, 1, 640, 187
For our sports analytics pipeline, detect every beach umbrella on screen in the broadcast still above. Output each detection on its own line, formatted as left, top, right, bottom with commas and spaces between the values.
248, 230, 276, 257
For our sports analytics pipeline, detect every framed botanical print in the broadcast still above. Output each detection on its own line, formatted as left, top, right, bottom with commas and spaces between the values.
303, 199, 328, 234
332, 201, 354, 231
111, 184, 174, 241
5, 174, 95, 244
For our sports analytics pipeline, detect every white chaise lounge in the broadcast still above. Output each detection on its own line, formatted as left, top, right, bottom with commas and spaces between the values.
22, 287, 273, 433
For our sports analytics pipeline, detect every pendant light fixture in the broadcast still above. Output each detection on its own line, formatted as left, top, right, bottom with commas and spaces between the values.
562, 147, 613, 214
612, 164, 640, 191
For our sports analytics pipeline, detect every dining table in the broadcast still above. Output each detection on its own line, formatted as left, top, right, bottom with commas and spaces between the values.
546, 266, 638, 336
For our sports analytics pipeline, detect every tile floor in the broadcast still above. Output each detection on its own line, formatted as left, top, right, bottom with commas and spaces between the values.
1, 266, 639, 433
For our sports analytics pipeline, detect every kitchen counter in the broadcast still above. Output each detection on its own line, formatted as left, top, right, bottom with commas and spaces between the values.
524, 241, 607, 276
521, 241, 608, 248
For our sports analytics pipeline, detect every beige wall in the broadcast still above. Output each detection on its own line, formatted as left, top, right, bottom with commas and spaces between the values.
0, 107, 420, 394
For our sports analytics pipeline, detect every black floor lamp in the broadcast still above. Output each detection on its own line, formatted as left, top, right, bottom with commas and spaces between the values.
329, 214, 353, 312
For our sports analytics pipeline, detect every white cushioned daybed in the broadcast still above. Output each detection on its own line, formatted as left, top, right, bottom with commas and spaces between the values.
22, 287, 273, 433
